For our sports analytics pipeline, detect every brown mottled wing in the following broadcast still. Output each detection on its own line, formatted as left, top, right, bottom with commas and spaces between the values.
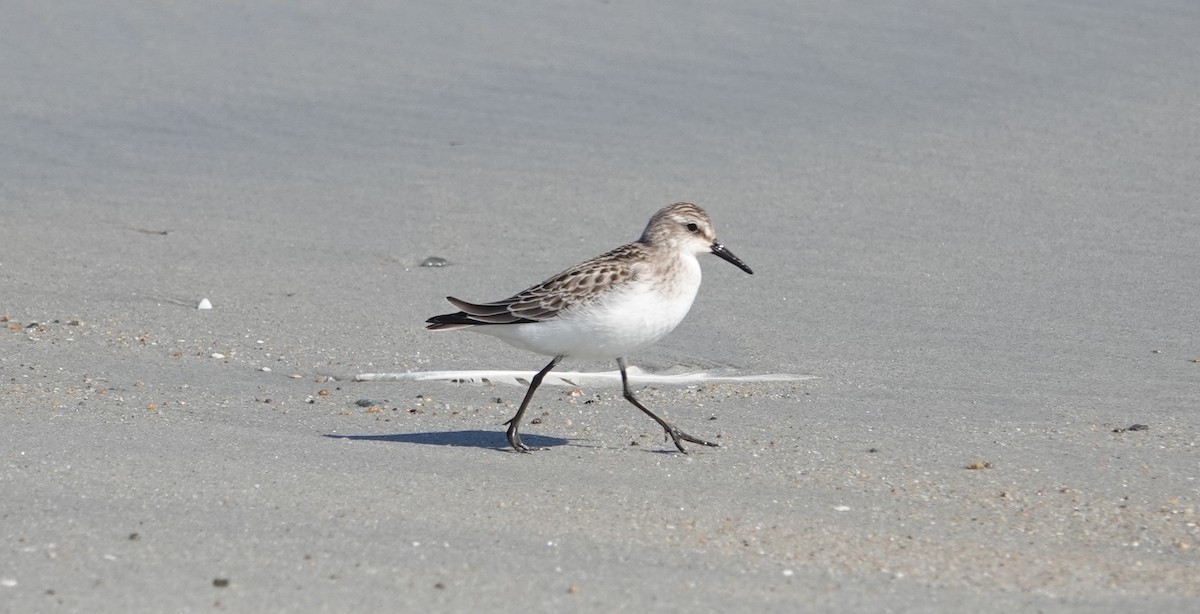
426, 243, 641, 328
504, 243, 640, 319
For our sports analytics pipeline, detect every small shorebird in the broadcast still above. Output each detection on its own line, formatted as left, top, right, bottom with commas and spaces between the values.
426, 202, 753, 453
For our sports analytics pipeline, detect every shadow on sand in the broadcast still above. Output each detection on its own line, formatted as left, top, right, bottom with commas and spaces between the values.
324, 430, 569, 451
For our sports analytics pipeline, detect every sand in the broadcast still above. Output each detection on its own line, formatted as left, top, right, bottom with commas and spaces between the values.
2, 1, 1198, 612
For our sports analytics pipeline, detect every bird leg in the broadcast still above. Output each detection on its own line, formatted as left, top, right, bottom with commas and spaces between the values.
503, 355, 563, 452
617, 357, 719, 453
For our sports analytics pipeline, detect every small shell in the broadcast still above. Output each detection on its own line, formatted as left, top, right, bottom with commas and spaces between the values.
198, 298, 213, 310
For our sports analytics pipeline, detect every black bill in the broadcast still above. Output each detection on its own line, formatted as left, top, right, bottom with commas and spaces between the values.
711, 242, 754, 274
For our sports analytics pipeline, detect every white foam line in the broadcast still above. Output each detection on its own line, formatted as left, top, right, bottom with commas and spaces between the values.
355, 368, 815, 387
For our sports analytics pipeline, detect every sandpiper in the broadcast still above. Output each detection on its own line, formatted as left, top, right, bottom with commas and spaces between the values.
426, 202, 753, 453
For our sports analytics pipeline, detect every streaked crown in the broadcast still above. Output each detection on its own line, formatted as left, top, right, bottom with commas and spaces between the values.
640, 202, 718, 251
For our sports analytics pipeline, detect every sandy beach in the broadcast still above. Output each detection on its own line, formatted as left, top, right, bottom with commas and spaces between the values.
3, 1, 1198, 612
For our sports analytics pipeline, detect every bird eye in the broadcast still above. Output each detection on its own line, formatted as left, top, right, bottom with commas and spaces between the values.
686, 223, 699, 232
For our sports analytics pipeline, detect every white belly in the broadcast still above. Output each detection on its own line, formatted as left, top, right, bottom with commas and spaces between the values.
477, 256, 702, 360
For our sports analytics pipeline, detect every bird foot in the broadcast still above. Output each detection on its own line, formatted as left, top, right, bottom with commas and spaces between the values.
663, 427, 720, 454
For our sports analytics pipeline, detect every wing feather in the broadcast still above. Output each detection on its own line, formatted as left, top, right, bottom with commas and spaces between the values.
425, 243, 643, 329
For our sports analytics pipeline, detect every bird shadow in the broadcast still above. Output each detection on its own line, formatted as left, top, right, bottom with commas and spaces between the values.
324, 430, 569, 451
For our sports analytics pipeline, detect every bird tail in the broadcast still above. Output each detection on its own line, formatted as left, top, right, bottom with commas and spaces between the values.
425, 296, 537, 329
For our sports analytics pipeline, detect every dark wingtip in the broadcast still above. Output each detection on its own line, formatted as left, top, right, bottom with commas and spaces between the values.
426, 312, 477, 331
427, 312, 468, 324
